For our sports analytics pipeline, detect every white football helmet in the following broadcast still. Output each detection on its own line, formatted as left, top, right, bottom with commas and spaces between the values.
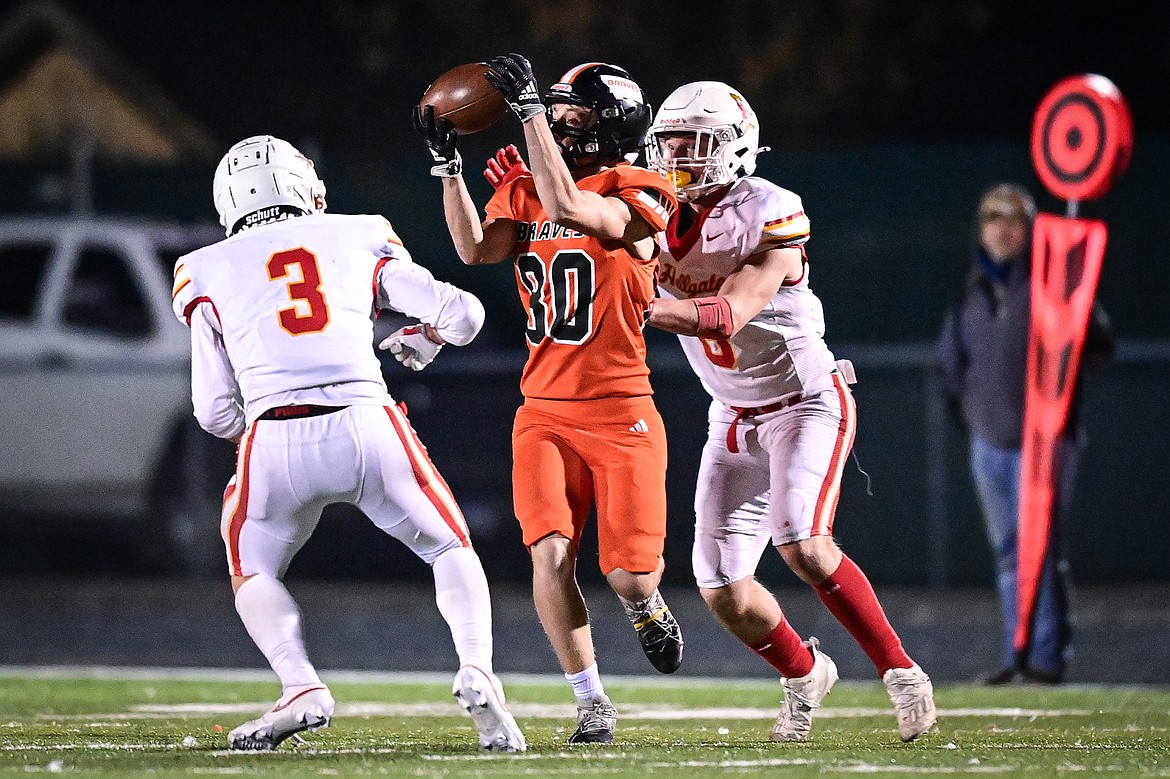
212, 135, 326, 236
646, 82, 764, 202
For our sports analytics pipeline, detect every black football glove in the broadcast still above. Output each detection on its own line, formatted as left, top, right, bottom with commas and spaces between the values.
412, 104, 462, 177
485, 54, 544, 123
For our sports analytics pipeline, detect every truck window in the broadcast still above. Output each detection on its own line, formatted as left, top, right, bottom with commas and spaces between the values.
63, 247, 152, 338
0, 243, 51, 321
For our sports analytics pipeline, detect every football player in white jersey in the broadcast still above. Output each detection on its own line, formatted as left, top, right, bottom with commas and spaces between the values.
172, 135, 525, 753
642, 84, 937, 742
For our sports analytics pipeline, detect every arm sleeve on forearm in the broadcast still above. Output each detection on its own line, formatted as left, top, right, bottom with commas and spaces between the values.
189, 305, 245, 440
376, 260, 485, 346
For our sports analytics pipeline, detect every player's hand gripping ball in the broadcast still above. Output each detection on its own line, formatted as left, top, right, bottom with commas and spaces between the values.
419, 63, 508, 135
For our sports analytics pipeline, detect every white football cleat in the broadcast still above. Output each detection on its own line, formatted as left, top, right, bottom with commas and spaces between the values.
452, 666, 527, 752
771, 637, 839, 742
228, 685, 335, 751
883, 663, 937, 742
569, 693, 618, 744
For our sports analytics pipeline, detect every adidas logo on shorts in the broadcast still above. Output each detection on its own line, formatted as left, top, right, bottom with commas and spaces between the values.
628, 419, 649, 433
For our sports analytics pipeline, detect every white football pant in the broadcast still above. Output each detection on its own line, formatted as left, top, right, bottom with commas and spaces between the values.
692, 374, 857, 589
222, 403, 471, 578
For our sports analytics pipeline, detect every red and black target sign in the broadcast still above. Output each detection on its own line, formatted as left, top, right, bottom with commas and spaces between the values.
1030, 74, 1133, 201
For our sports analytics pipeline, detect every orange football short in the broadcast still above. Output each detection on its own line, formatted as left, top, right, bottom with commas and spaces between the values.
511, 395, 668, 575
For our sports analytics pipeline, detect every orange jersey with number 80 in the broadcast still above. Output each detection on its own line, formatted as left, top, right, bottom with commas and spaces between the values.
486, 165, 676, 400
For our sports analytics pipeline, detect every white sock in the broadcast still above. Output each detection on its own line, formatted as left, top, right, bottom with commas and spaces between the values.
234, 575, 322, 691
432, 546, 494, 672
565, 663, 605, 705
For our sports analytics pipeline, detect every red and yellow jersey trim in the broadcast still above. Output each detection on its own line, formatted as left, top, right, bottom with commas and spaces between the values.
761, 211, 811, 245
172, 263, 192, 300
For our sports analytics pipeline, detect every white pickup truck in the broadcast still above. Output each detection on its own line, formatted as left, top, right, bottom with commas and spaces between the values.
0, 216, 234, 574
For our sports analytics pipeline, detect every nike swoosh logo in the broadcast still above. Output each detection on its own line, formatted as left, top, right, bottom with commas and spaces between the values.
705, 232, 724, 240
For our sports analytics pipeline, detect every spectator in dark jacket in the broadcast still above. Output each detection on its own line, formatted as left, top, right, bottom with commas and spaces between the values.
937, 182, 1113, 685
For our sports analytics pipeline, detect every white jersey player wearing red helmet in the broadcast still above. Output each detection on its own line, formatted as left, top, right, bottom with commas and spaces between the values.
172, 135, 525, 753
644, 83, 936, 742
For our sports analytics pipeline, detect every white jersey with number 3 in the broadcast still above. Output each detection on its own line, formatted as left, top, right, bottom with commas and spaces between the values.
656, 177, 838, 406
171, 212, 483, 580
172, 213, 480, 430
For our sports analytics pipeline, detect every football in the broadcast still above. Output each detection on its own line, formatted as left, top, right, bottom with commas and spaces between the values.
419, 62, 508, 135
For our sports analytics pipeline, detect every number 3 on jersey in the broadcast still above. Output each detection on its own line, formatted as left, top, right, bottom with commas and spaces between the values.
268, 248, 330, 335
517, 250, 595, 345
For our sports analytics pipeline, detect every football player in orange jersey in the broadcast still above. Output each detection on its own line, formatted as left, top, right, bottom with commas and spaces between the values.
413, 55, 682, 744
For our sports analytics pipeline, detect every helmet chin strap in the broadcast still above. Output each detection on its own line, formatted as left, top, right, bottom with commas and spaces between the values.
674, 166, 727, 203
565, 152, 605, 171
557, 137, 607, 171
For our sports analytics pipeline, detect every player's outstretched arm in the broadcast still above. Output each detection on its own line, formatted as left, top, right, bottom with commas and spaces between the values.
648, 247, 801, 338
523, 117, 653, 244
376, 259, 486, 371
718, 247, 802, 330
645, 296, 703, 336
485, 53, 651, 245
412, 105, 513, 265
441, 175, 515, 266
376, 260, 485, 347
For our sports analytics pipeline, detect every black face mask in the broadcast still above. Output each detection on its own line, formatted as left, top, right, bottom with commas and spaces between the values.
549, 114, 603, 170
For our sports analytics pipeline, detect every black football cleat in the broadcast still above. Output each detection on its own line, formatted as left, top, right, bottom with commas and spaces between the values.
627, 592, 683, 674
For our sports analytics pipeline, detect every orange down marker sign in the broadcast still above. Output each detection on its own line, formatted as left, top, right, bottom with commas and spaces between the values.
1015, 75, 1132, 661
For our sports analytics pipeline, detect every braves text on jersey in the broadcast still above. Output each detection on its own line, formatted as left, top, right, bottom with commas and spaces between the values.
485, 164, 677, 401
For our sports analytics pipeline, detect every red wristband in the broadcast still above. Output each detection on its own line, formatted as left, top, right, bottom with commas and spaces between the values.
692, 296, 733, 338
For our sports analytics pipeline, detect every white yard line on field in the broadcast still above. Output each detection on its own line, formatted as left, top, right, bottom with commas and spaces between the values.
0, 665, 771, 689
1, 743, 169, 751
825, 766, 1014, 774
32, 702, 1093, 722
2, 664, 1152, 695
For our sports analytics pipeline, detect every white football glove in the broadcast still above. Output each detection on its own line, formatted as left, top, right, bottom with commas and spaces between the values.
379, 324, 443, 371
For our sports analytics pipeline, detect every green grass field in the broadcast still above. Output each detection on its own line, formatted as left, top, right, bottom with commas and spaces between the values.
0, 668, 1166, 777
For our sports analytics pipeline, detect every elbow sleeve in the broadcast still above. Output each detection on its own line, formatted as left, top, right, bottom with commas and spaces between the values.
193, 402, 245, 441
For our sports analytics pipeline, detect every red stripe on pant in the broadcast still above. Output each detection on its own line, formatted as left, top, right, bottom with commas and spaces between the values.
812, 373, 856, 536
383, 405, 470, 547
226, 424, 259, 576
